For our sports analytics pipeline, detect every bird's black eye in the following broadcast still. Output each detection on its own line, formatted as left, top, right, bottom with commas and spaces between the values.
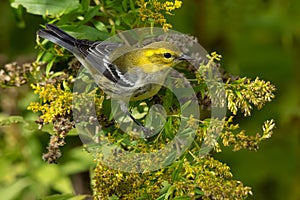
163, 52, 172, 59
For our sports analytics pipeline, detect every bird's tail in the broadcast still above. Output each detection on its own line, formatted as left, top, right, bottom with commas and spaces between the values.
37, 24, 77, 53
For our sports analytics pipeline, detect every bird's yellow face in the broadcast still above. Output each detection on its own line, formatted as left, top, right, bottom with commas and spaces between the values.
144, 48, 180, 64
136, 45, 183, 73
112, 41, 185, 74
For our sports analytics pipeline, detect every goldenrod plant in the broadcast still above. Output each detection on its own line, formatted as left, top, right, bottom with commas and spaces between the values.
0, 0, 277, 199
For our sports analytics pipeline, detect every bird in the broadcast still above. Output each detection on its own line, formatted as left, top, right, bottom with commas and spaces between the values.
37, 24, 191, 137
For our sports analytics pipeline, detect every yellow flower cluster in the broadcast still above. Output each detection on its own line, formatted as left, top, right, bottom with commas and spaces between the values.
93, 156, 252, 199
221, 117, 275, 151
226, 77, 276, 116
27, 84, 73, 123
156, 0, 182, 12
137, 0, 183, 30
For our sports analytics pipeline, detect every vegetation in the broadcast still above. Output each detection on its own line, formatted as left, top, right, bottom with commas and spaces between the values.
0, 0, 285, 199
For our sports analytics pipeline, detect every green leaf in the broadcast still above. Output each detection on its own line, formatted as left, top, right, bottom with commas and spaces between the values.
164, 117, 173, 139
108, 195, 119, 200
129, 0, 136, 11
162, 88, 174, 113
0, 178, 31, 200
0, 115, 24, 126
122, 0, 128, 12
60, 25, 109, 40
159, 181, 171, 195
11, 3, 26, 28
80, 0, 90, 12
43, 194, 87, 200
165, 185, 175, 199
180, 100, 192, 112
93, 20, 108, 33
50, 71, 65, 79
173, 196, 192, 200
23, 119, 39, 131
156, 194, 166, 200
46, 57, 55, 77
11, 0, 80, 16
34, 165, 73, 193
171, 159, 184, 181
61, 148, 94, 175
41, 123, 55, 134
79, 5, 101, 25
194, 187, 204, 195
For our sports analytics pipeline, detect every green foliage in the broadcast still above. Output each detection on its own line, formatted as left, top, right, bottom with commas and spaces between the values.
0, 107, 94, 199
0, 115, 25, 126
93, 156, 252, 199
0, 0, 279, 199
42, 194, 88, 200
11, 0, 80, 16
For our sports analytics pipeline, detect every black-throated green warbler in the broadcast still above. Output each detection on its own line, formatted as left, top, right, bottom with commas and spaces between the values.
37, 24, 191, 100
37, 24, 190, 133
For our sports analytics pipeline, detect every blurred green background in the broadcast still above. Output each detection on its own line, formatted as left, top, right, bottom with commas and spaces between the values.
0, 0, 299, 199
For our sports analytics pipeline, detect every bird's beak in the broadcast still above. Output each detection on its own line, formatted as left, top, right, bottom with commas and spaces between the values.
177, 54, 193, 61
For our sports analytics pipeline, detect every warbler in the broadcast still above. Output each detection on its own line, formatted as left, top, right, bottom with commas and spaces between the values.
37, 24, 190, 133
37, 24, 191, 100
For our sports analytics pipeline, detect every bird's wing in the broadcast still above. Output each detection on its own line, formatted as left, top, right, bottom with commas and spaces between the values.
37, 24, 134, 87
77, 41, 135, 87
